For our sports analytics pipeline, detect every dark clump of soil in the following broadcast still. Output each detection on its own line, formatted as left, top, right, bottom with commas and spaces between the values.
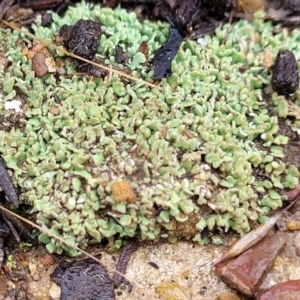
274, 117, 300, 170
51, 258, 115, 300
271, 50, 299, 96
59, 19, 105, 77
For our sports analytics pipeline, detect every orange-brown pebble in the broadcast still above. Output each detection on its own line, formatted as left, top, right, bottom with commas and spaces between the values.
2, 265, 9, 273
112, 180, 136, 203
21, 261, 29, 268
237, 0, 265, 13
32, 52, 48, 78
16, 253, 25, 262
49, 107, 60, 116
32, 43, 45, 53
287, 220, 300, 231
22, 47, 29, 56
288, 184, 300, 201
40, 253, 55, 267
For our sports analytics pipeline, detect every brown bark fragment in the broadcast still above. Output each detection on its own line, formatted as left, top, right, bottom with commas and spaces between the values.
215, 233, 286, 296
288, 184, 300, 201
0, 0, 14, 20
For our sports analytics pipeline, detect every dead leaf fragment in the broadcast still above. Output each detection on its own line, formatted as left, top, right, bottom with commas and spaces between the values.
155, 281, 190, 300
45, 56, 56, 73
139, 41, 149, 61
28, 261, 37, 276
0, 53, 8, 68
263, 47, 273, 69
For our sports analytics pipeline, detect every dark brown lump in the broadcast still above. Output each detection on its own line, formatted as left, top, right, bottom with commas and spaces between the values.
285, 0, 300, 13
0, 161, 18, 207
59, 19, 104, 77
271, 50, 299, 96
32, 52, 48, 78
51, 258, 115, 300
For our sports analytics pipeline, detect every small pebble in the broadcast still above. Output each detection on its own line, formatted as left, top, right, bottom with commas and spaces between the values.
49, 282, 61, 299
49, 107, 60, 116
288, 184, 300, 201
32, 52, 48, 78
4, 100, 22, 113
32, 272, 41, 281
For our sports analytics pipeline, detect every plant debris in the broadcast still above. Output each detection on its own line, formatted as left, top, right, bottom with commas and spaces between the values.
0, 0, 14, 20
271, 50, 299, 96
0, 220, 10, 266
152, 18, 185, 79
113, 239, 138, 287
0, 160, 18, 207
51, 258, 115, 300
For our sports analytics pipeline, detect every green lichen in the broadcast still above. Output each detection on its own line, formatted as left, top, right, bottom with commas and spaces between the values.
0, 3, 300, 255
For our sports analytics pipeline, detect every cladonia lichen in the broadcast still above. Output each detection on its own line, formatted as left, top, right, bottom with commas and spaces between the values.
0, 4, 299, 255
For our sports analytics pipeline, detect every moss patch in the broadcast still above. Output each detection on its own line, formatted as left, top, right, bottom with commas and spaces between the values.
0, 5, 299, 255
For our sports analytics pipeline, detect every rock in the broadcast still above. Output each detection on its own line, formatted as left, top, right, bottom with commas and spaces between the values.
49, 282, 61, 299
215, 232, 286, 297
32, 52, 48, 78
257, 280, 300, 300
288, 184, 300, 201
